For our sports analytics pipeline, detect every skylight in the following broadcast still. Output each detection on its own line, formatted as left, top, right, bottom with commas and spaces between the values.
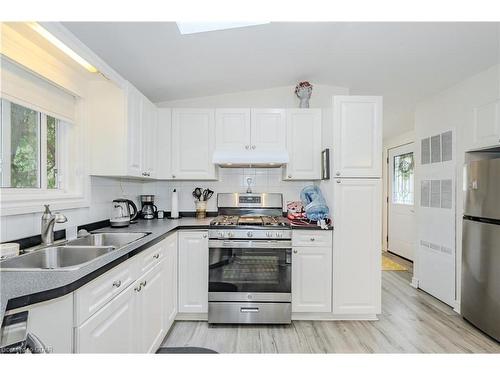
176, 22, 270, 35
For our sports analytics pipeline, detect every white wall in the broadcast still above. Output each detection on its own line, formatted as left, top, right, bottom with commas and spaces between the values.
157, 84, 349, 108
413, 64, 500, 309
0, 177, 143, 242
382, 130, 415, 251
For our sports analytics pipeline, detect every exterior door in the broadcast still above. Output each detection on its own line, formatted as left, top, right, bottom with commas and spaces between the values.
250, 109, 286, 151
388, 143, 416, 260
333, 96, 382, 178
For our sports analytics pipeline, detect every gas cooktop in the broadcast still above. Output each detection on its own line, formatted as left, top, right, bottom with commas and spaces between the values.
210, 215, 289, 227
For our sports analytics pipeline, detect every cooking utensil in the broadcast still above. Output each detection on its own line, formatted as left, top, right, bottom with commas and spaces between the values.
192, 187, 203, 201
202, 189, 214, 201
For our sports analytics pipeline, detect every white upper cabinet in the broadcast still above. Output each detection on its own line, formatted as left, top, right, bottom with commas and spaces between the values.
332, 178, 382, 316
250, 109, 286, 151
215, 108, 251, 151
171, 109, 217, 180
157, 108, 172, 179
333, 96, 382, 178
284, 109, 322, 180
87, 80, 158, 179
469, 100, 500, 151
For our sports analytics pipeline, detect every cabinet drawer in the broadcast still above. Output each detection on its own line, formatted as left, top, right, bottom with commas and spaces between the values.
138, 242, 165, 274
75, 257, 139, 326
292, 230, 332, 247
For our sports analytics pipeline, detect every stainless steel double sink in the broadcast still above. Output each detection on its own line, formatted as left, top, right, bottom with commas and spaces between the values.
0, 232, 150, 271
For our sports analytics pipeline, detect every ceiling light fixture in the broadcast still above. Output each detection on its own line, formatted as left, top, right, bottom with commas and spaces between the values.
28, 22, 98, 73
176, 22, 270, 35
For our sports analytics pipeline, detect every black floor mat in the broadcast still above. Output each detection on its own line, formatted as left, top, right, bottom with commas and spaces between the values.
156, 347, 218, 354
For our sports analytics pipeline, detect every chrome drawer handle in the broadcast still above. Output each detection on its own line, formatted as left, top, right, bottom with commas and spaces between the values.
153, 253, 160, 259
112, 280, 121, 288
240, 307, 259, 313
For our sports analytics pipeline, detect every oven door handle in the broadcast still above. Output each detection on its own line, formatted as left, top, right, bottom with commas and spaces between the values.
208, 239, 292, 249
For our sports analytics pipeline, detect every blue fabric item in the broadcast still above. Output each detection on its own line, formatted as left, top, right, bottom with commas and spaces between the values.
300, 185, 330, 221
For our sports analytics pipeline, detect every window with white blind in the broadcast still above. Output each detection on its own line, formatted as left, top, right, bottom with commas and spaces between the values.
0, 57, 88, 215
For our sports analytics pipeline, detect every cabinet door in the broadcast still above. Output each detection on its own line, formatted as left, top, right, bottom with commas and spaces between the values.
137, 263, 165, 353
178, 231, 209, 313
157, 108, 172, 179
333, 179, 381, 315
126, 84, 143, 177
141, 98, 158, 178
171, 109, 216, 180
292, 246, 332, 313
215, 108, 251, 151
333, 96, 382, 178
250, 109, 286, 151
76, 283, 137, 353
285, 109, 322, 180
162, 233, 178, 332
470, 100, 500, 150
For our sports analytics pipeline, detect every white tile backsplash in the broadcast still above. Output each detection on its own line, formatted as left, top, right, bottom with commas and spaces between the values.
1, 170, 314, 242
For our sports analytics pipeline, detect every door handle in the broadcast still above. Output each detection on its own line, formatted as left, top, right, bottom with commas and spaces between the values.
240, 307, 259, 313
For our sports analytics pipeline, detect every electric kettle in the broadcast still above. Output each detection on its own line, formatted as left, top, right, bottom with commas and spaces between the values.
110, 199, 138, 227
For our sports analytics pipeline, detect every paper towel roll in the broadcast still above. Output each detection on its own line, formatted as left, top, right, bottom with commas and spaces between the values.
171, 189, 179, 219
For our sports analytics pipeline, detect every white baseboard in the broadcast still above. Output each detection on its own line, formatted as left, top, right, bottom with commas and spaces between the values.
410, 277, 419, 288
175, 312, 208, 321
174, 312, 378, 322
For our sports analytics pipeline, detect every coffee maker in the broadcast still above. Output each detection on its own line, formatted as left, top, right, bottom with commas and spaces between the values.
140, 195, 157, 220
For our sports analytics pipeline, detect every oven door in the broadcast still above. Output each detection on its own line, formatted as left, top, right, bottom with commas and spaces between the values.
208, 239, 292, 302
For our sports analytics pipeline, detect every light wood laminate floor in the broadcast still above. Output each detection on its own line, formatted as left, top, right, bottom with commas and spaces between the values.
161, 259, 499, 353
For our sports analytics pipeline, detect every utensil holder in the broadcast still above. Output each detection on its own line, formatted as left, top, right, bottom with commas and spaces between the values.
195, 201, 207, 219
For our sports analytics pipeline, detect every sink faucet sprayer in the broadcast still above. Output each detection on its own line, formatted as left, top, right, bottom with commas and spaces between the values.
41, 205, 67, 245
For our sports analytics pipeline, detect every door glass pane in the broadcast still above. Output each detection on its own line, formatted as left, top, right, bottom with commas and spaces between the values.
393, 152, 414, 205
2, 102, 40, 188
46, 115, 59, 189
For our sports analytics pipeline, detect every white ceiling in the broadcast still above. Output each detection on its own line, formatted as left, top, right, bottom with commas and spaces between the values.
61, 22, 499, 139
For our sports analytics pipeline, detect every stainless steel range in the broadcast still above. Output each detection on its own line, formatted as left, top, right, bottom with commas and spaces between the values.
208, 193, 292, 324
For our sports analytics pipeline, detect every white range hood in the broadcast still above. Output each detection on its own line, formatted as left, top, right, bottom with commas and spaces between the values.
212, 150, 289, 168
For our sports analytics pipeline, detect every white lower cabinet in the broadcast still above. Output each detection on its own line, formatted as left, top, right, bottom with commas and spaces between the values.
136, 263, 165, 353
163, 233, 178, 332
76, 282, 137, 353
178, 231, 209, 313
75, 234, 179, 353
292, 230, 332, 313
332, 178, 382, 315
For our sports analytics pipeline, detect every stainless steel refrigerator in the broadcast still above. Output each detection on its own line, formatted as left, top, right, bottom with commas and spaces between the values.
462, 157, 500, 342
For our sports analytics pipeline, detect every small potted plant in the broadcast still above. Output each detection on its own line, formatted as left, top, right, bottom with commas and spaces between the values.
295, 81, 313, 108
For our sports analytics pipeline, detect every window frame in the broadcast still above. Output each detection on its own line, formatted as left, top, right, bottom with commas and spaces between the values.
391, 151, 415, 206
0, 97, 89, 216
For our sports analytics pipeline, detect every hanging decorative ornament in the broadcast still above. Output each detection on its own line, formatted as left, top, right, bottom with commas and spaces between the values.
295, 81, 313, 108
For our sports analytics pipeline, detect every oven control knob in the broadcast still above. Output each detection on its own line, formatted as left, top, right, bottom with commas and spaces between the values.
217, 231, 223, 238
228, 232, 234, 238
247, 231, 253, 238
266, 231, 272, 238
276, 232, 283, 238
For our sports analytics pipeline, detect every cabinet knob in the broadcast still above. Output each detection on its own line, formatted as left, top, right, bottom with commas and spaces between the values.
153, 253, 160, 259
203, 234, 207, 238
134, 285, 142, 292
141, 280, 147, 287
251, 145, 256, 150
172, 175, 176, 179
336, 172, 340, 176
112, 280, 121, 288
293, 250, 298, 254
310, 238, 315, 241
245, 145, 250, 150
142, 172, 146, 176
336, 180, 341, 184
288, 175, 292, 178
